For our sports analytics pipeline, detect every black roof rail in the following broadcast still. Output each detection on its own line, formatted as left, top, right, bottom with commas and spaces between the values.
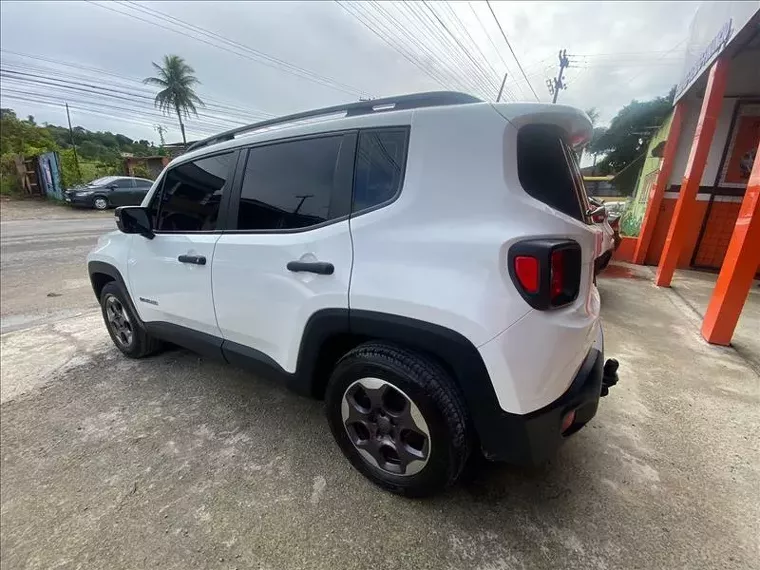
185, 91, 481, 152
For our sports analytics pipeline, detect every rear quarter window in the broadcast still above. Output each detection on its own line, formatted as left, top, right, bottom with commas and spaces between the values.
516, 124, 586, 221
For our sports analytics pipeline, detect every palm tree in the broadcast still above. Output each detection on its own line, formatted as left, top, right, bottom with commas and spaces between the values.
143, 55, 204, 146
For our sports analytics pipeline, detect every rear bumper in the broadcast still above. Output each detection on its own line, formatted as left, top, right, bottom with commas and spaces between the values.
481, 341, 610, 465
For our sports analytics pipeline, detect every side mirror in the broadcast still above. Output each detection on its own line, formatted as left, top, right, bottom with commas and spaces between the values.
107, 183, 118, 190
115, 206, 154, 239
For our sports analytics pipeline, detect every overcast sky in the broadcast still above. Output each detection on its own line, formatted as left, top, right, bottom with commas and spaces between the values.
0, 1, 699, 146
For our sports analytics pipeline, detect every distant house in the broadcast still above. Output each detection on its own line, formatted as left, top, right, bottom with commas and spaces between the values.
123, 155, 169, 179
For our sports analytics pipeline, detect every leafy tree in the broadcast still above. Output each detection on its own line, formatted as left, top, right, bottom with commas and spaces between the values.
143, 55, 205, 146
0, 109, 57, 155
587, 86, 676, 174
0, 107, 161, 191
585, 107, 600, 126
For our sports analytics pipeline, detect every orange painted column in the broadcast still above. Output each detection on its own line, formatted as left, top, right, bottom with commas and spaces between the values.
701, 141, 760, 345
655, 57, 729, 287
633, 101, 686, 264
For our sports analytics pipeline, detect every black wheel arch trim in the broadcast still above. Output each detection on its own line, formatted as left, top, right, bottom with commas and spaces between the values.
87, 261, 145, 329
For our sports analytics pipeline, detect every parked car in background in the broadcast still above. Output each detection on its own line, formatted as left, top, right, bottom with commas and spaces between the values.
64, 176, 154, 210
589, 197, 621, 274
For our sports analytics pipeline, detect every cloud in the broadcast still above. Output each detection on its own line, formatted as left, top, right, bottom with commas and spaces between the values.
0, 1, 699, 144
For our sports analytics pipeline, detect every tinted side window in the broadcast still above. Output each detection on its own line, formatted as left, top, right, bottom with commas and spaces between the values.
353, 129, 408, 212
237, 136, 344, 230
516, 124, 584, 221
114, 178, 133, 188
156, 152, 234, 232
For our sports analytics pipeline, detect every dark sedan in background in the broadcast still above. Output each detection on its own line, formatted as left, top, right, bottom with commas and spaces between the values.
64, 176, 154, 210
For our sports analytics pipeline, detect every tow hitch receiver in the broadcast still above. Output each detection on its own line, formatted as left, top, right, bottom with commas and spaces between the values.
601, 358, 619, 397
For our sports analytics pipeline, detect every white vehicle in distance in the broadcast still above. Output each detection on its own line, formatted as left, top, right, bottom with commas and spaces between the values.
87, 92, 620, 496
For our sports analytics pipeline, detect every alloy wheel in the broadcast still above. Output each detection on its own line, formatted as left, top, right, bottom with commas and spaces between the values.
105, 294, 133, 348
94, 198, 108, 210
341, 378, 431, 476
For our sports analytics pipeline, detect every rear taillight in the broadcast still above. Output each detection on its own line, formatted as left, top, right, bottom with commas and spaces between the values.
508, 239, 582, 310
550, 250, 564, 301
514, 256, 539, 294
591, 211, 606, 224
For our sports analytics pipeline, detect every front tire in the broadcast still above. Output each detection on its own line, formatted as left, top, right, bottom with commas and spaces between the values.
100, 282, 162, 358
325, 342, 472, 497
93, 196, 109, 210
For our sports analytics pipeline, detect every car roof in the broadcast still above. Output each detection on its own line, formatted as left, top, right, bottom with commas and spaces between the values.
170, 93, 591, 167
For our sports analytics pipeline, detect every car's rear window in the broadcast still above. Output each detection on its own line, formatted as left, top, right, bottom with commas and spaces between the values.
516, 124, 588, 222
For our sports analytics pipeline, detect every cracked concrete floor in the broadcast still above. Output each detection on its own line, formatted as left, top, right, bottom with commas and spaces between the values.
1, 260, 758, 570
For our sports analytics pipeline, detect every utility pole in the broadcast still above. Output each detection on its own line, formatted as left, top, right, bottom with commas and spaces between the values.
65, 103, 82, 181
154, 124, 167, 147
546, 49, 570, 104
496, 72, 508, 102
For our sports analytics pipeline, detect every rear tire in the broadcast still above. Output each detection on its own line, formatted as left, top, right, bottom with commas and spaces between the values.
100, 282, 162, 358
325, 341, 472, 497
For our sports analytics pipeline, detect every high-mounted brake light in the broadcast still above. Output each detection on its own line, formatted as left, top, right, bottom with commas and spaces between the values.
514, 256, 539, 294
508, 239, 582, 310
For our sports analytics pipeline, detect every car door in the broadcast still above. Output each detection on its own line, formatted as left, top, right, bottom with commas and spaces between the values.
212, 133, 355, 374
110, 177, 134, 206
127, 151, 237, 346
132, 178, 153, 205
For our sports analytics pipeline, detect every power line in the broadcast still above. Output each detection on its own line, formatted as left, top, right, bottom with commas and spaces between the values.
422, 1, 500, 96
335, 1, 451, 91
467, 1, 517, 100
85, 0, 370, 97
1, 89, 231, 135
1, 62, 271, 125
0, 49, 276, 120
438, 2, 502, 93
485, 0, 540, 102
0, 74, 239, 135
401, 1, 492, 96
0, 70, 245, 130
373, 0, 475, 92
118, 0, 370, 97
390, 0, 493, 96
1, 92, 221, 136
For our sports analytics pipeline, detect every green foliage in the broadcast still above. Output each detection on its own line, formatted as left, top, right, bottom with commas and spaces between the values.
144, 55, 205, 144
1, 107, 158, 190
0, 155, 21, 195
130, 163, 152, 179
588, 86, 676, 175
620, 204, 642, 237
585, 107, 600, 126
1, 108, 58, 156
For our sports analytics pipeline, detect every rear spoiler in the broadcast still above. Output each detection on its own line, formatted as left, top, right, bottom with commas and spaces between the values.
491, 103, 593, 149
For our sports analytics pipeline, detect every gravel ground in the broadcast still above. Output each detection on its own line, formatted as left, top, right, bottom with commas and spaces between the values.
1, 206, 758, 570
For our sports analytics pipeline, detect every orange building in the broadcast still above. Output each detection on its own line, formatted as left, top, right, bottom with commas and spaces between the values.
625, 2, 760, 345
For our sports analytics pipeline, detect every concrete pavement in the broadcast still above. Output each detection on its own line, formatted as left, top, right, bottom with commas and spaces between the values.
0, 202, 114, 333
1, 252, 758, 569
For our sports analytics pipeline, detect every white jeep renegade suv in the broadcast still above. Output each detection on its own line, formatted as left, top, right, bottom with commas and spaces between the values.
87, 92, 619, 496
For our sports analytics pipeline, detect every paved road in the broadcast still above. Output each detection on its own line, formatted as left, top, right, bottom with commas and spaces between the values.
0, 214, 115, 333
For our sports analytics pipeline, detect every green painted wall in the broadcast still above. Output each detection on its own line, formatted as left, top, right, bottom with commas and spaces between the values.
620, 111, 675, 237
